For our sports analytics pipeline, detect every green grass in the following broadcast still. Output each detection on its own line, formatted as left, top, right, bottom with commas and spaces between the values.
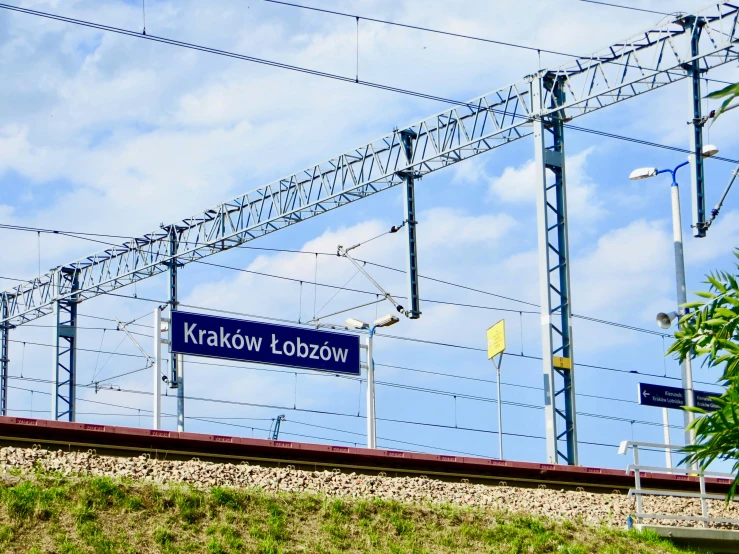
0, 474, 700, 553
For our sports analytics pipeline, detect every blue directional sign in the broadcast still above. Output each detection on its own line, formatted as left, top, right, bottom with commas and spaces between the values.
638, 383, 720, 412
171, 311, 361, 375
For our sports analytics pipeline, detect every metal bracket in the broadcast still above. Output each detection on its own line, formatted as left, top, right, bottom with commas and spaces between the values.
337, 245, 408, 317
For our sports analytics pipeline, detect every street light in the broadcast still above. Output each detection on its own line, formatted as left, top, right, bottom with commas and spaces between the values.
345, 314, 400, 448
629, 143, 719, 450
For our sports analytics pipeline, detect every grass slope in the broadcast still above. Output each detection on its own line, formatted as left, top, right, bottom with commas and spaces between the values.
0, 473, 697, 554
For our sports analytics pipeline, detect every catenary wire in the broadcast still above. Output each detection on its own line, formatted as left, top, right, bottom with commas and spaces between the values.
578, 0, 672, 16
262, 0, 734, 92
0, 2, 535, 111
0, 223, 690, 338
0, 4, 728, 452
260, 0, 584, 58
2, 383, 506, 456
6, 380, 622, 451
182, 355, 642, 405
0, 262, 666, 338
6, 278, 721, 392
6, 294, 719, 387
0, 4, 737, 167
4, 370, 685, 431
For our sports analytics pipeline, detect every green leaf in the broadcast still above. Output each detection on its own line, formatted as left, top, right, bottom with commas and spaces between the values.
709, 85, 739, 120
705, 319, 728, 327
706, 83, 739, 100
696, 291, 718, 299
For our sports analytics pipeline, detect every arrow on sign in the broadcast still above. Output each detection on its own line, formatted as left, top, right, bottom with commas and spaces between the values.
638, 382, 721, 412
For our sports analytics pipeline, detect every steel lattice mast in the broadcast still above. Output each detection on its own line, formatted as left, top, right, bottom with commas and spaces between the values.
0, 4, 737, 458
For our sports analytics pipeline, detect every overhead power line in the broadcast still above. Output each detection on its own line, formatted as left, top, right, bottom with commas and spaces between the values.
578, 0, 673, 16
6, 382, 506, 456
567, 124, 739, 165
5, 379, 624, 451
0, 223, 673, 338
260, 0, 583, 58
2, 365, 689, 432
4, 270, 702, 386
183, 355, 643, 406
1, 3, 736, 169
11, 315, 721, 388
8, 338, 148, 360
260, 0, 732, 95
0, 3, 503, 110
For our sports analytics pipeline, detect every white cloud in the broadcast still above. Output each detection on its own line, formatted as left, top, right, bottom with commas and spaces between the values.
487, 148, 606, 223
1, 0, 734, 465
686, 210, 739, 265
572, 219, 672, 317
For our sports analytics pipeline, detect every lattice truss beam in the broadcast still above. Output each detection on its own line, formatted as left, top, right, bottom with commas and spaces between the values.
1, 4, 737, 327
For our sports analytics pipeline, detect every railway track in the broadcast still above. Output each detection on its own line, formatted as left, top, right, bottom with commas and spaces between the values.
0, 416, 729, 495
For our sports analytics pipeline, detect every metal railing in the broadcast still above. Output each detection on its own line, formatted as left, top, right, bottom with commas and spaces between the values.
619, 440, 739, 528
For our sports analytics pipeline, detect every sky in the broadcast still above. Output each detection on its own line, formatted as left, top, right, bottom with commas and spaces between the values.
0, 0, 738, 471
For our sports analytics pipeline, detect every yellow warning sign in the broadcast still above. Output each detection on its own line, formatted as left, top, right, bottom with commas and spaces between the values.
553, 356, 572, 369
486, 320, 506, 360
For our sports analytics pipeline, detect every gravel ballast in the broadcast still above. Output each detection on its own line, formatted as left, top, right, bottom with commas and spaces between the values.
1, 445, 736, 528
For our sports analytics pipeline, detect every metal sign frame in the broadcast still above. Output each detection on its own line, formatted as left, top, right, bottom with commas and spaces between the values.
638, 383, 720, 412
171, 311, 361, 375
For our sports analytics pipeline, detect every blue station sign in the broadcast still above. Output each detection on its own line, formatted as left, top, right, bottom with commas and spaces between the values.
171, 311, 361, 375
638, 382, 720, 412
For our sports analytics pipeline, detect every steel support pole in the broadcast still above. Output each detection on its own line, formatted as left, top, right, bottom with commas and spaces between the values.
671, 183, 696, 445
366, 330, 376, 449
52, 268, 79, 421
532, 73, 578, 465
399, 129, 421, 319
0, 298, 9, 417
496, 357, 504, 460
167, 230, 184, 432
662, 408, 672, 468
153, 307, 162, 430
683, 15, 707, 238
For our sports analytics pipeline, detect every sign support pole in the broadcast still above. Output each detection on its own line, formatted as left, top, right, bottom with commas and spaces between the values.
167, 229, 184, 432
366, 329, 376, 449
662, 407, 672, 468
153, 307, 162, 430
495, 353, 504, 460
487, 320, 507, 460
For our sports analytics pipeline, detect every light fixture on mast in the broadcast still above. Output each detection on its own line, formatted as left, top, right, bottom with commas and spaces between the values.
345, 314, 399, 449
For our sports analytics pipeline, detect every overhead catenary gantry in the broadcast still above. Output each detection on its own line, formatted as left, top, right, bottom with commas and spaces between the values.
1, 4, 737, 461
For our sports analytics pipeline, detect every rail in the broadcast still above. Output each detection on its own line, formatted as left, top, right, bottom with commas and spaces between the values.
619, 440, 739, 528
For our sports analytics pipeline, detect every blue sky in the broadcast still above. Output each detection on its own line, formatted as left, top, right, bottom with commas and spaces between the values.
0, 0, 738, 471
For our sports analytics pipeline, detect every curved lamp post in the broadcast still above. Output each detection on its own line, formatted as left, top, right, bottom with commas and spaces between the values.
629, 144, 719, 451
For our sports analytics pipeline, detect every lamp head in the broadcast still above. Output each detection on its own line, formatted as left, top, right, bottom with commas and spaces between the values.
373, 314, 400, 328
345, 317, 369, 330
687, 144, 720, 161
629, 167, 659, 180
656, 311, 678, 330
702, 144, 719, 158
